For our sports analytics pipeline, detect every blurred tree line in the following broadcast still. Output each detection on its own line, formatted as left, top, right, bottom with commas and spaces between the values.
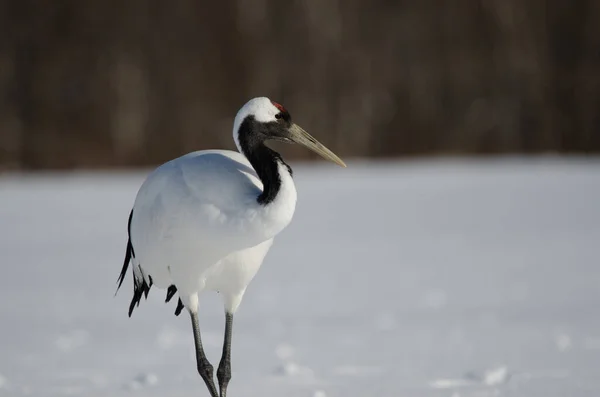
0, 0, 599, 169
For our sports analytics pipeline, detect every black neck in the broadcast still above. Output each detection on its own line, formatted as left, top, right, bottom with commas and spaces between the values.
238, 117, 292, 205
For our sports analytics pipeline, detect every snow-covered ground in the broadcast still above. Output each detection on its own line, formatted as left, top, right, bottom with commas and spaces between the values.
1, 157, 599, 397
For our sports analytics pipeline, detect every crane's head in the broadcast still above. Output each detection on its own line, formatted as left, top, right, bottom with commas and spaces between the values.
233, 97, 346, 167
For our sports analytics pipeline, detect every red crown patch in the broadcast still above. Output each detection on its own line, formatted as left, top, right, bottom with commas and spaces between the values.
271, 101, 286, 113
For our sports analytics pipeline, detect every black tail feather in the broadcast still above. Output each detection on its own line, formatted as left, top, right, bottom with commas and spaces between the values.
166, 284, 184, 316
175, 298, 184, 316
143, 276, 153, 299
118, 208, 183, 317
127, 268, 154, 317
128, 283, 143, 317
166, 285, 177, 302
116, 210, 134, 291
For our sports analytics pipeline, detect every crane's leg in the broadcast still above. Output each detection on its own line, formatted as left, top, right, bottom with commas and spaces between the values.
217, 312, 233, 397
190, 310, 219, 397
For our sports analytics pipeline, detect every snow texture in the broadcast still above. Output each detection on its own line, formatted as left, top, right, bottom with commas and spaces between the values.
1, 157, 599, 397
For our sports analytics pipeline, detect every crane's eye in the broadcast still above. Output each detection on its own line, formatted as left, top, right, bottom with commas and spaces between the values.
275, 113, 283, 120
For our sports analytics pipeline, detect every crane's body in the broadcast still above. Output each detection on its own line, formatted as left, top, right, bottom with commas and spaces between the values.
130, 149, 290, 312
117, 97, 345, 397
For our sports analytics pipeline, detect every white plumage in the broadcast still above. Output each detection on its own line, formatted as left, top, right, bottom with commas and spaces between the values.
117, 97, 345, 397
130, 149, 294, 313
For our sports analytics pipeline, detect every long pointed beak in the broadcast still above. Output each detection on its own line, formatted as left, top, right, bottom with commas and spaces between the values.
287, 123, 346, 167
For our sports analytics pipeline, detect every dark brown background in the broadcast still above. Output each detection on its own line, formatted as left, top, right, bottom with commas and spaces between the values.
1, 0, 599, 170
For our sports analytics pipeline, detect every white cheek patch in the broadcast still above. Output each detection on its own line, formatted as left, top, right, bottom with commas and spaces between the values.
252, 105, 278, 123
